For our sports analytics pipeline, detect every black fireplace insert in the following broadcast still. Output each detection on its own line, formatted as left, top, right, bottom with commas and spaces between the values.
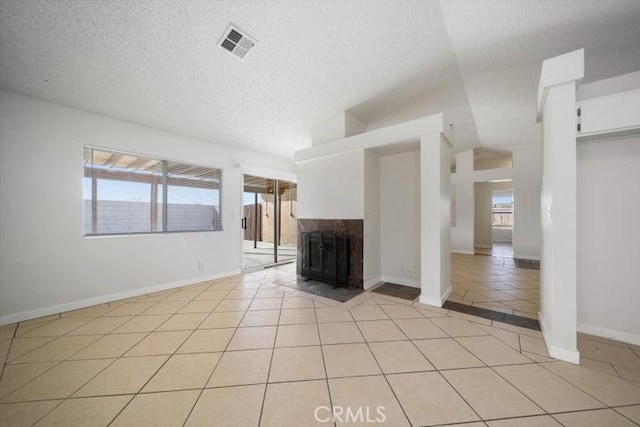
300, 231, 350, 287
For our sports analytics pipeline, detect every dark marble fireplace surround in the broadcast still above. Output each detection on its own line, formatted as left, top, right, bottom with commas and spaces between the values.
297, 219, 363, 289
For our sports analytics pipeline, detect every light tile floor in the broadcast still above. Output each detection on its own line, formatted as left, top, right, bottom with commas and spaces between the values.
473, 242, 514, 258
243, 240, 296, 269
449, 251, 541, 318
1, 263, 640, 426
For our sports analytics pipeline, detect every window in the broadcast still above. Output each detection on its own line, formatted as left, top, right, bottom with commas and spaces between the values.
491, 190, 513, 228
84, 148, 221, 235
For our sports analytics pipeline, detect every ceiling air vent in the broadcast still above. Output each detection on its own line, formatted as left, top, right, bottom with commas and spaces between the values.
219, 25, 256, 59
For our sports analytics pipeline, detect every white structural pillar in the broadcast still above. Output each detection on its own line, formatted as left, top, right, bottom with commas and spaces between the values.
420, 133, 452, 306
512, 145, 542, 261
536, 49, 584, 364
451, 149, 474, 254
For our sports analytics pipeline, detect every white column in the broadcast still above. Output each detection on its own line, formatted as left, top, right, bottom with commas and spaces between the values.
363, 150, 381, 288
419, 133, 451, 307
451, 149, 474, 254
537, 49, 583, 364
512, 145, 542, 261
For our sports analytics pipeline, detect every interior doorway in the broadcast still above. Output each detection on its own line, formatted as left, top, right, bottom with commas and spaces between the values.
474, 180, 513, 257
242, 174, 297, 270
448, 178, 540, 323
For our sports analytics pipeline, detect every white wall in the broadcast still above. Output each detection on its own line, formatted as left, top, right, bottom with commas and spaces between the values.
451, 146, 541, 259
474, 154, 512, 171
311, 112, 347, 146
297, 113, 451, 305
363, 150, 381, 288
492, 227, 512, 243
513, 145, 542, 260
345, 113, 366, 138
451, 150, 474, 254
577, 135, 640, 345
0, 90, 295, 324
539, 81, 580, 363
474, 181, 513, 248
311, 111, 366, 145
297, 150, 364, 219
420, 134, 451, 306
379, 150, 421, 287
535, 48, 584, 364
474, 182, 493, 248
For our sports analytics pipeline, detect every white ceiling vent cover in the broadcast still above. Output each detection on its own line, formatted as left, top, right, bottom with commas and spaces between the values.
219, 25, 256, 59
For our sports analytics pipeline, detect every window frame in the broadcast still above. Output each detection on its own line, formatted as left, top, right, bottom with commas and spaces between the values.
490, 190, 513, 229
83, 146, 224, 237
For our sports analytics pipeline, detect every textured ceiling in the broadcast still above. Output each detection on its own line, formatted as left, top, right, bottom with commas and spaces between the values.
441, 0, 640, 148
1, 0, 639, 160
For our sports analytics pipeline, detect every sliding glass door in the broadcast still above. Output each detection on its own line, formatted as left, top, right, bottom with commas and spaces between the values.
242, 175, 297, 269
277, 180, 297, 264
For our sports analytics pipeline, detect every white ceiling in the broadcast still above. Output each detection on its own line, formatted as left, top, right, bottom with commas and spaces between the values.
1, 1, 639, 160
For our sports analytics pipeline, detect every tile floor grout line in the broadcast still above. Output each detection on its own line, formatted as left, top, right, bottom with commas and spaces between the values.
0, 326, 19, 386
486, 363, 568, 421
4, 334, 58, 365
15, 389, 69, 427
313, 298, 338, 427
517, 332, 523, 353
0, 329, 136, 403
375, 298, 555, 424
253, 276, 282, 427
350, 301, 414, 427
4, 264, 640, 426
611, 407, 640, 427
96, 277, 226, 425
377, 302, 454, 378
105, 276, 239, 427
536, 361, 625, 411
549, 408, 635, 427
435, 363, 490, 424
3, 340, 137, 420
13, 316, 61, 338
177, 275, 251, 427
451, 335, 536, 365
582, 355, 623, 381
39, 280, 220, 425
173, 273, 269, 427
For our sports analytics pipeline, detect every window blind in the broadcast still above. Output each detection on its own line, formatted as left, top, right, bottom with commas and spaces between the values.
166, 161, 222, 232
83, 148, 222, 235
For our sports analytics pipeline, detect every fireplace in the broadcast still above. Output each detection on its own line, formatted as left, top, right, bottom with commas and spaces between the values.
297, 219, 363, 288
301, 231, 350, 286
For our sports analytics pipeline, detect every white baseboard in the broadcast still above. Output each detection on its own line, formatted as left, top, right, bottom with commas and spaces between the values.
419, 286, 452, 308
578, 323, 640, 347
451, 250, 474, 255
363, 277, 383, 290
513, 254, 541, 261
0, 269, 241, 326
538, 312, 580, 364
379, 275, 420, 289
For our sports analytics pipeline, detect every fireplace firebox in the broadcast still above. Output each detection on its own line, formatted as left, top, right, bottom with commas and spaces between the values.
300, 231, 350, 287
